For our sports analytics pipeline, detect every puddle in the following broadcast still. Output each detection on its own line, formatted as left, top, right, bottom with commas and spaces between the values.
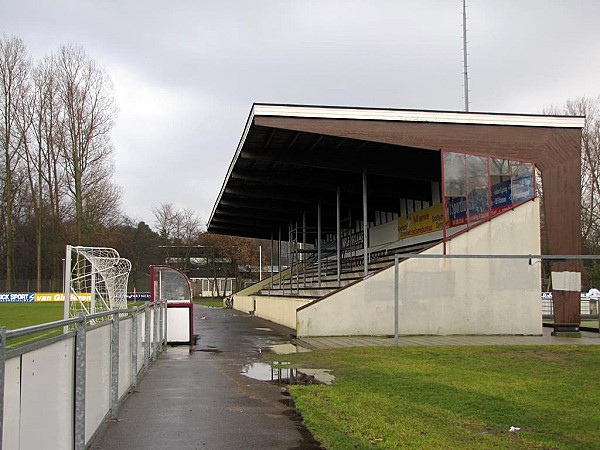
241, 362, 334, 385
255, 327, 272, 332
241, 362, 295, 382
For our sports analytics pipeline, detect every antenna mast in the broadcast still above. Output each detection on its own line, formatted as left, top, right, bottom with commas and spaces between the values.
462, 0, 470, 112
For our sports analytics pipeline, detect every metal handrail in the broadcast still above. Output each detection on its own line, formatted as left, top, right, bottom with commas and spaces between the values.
6, 317, 81, 339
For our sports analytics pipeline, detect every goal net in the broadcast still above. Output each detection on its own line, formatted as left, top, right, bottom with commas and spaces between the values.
63, 245, 132, 321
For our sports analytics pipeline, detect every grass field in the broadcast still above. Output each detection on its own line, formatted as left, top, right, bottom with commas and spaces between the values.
282, 345, 600, 449
0, 301, 145, 348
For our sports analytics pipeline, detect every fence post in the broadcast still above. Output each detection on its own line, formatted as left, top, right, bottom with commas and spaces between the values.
110, 311, 120, 419
152, 302, 159, 360
131, 309, 138, 390
161, 299, 167, 350
74, 315, 86, 450
394, 255, 399, 347
0, 327, 5, 450
144, 304, 151, 370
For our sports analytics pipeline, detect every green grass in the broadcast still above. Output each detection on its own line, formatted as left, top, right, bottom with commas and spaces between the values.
0, 301, 146, 348
281, 346, 600, 449
192, 297, 224, 308
0, 302, 65, 329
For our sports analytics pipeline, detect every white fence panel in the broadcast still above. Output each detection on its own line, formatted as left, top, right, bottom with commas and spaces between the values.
136, 313, 145, 371
118, 318, 132, 399
19, 338, 75, 450
3, 356, 21, 449
85, 325, 111, 443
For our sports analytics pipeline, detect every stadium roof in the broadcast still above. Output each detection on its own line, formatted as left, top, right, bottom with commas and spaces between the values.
208, 103, 584, 242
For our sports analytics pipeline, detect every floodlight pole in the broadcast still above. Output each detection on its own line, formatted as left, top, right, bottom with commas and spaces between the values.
462, 0, 470, 112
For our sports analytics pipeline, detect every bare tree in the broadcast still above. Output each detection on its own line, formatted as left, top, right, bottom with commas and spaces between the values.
153, 202, 179, 243
26, 55, 68, 289
179, 208, 205, 244
55, 44, 118, 244
0, 35, 30, 290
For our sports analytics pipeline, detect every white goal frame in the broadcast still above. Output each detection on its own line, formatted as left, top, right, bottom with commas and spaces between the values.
63, 245, 132, 321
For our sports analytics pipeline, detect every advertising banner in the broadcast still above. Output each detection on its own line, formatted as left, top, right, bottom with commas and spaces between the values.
127, 292, 151, 301
447, 197, 467, 226
512, 174, 534, 203
0, 293, 34, 302
35, 293, 92, 302
1, 292, 148, 303
398, 203, 444, 239
491, 179, 512, 214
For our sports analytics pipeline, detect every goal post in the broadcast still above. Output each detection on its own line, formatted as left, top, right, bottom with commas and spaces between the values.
63, 245, 132, 322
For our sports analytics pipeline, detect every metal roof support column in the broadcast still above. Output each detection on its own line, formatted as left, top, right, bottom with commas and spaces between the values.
363, 169, 369, 277
296, 222, 300, 295
336, 187, 341, 287
317, 201, 322, 287
302, 212, 307, 288
269, 233, 273, 296
278, 227, 282, 289
288, 223, 292, 295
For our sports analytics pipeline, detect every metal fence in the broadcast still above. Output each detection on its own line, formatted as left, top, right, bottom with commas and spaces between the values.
0, 300, 167, 450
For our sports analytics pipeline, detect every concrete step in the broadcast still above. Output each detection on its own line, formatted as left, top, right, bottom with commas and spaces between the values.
259, 288, 329, 297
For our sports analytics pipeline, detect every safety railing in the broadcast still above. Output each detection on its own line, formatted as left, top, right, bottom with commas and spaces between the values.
0, 300, 167, 450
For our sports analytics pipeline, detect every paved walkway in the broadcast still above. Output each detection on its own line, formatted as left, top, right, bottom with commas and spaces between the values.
297, 327, 600, 350
89, 306, 321, 450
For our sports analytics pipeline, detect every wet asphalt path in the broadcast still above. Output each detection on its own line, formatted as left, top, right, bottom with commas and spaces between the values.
90, 306, 322, 450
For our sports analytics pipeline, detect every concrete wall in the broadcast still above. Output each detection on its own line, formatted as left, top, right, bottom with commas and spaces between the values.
233, 294, 311, 330
297, 199, 542, 336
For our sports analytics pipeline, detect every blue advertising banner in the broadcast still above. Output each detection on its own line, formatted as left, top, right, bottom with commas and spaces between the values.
0, 293, 35, 302
492, 179, 512, 212
512, 174, 534, 203
127, 292, 151, 301
448, 197, 467, 226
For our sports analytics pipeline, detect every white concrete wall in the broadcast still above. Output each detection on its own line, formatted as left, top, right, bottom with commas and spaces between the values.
297, 199, 542, 336
233, 294, 311, 330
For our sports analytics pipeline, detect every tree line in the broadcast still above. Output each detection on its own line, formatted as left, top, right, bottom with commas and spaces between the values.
0, 35, 265, 293
1, 35, 124, 291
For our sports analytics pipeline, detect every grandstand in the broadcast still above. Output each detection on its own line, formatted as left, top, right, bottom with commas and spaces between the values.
208, 104, 585, 337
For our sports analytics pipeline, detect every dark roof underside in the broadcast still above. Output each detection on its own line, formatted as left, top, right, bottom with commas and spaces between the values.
208, 124, 440, 240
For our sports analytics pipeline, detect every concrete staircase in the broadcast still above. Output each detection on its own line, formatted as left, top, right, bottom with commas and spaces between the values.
258, 240, 438, 300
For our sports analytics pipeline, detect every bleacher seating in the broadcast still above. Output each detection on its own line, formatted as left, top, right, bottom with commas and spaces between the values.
257, 238, 439, 299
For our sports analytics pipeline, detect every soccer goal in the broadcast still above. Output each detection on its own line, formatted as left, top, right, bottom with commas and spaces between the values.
63, 245, 132, 321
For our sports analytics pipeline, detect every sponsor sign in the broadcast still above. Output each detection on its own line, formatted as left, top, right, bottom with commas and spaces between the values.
398, 203, 444, 239
35, 293, 92, 302
491, 179, 512, 214
127, 292, 151, 301
468, 187, 489, 222
512, 174, 534, 203
447, 197, 467, 226
0, 292, 35, 302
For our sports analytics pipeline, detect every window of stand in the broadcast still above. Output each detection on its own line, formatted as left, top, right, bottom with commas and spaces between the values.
442, 149, 535, 239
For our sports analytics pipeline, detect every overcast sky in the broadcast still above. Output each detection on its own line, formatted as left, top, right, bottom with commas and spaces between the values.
2, 0, 599, 229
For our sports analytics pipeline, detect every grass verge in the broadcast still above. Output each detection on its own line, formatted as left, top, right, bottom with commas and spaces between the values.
193, 297, 224, 308
281, 345, 600, 449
